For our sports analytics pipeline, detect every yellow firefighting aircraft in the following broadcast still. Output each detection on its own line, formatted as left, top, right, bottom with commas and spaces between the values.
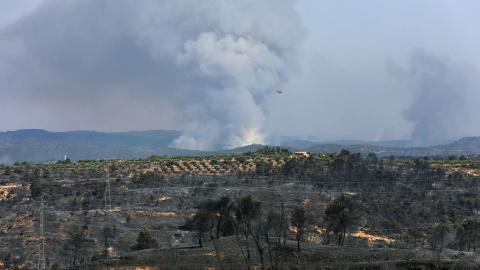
276, 90, 284, 93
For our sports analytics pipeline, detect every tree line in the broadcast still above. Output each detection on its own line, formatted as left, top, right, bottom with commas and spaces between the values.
180, 193, 358, 270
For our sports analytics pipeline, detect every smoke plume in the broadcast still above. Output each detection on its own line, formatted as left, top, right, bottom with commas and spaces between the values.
0, 0, 306, 150
392, 49, 480, 143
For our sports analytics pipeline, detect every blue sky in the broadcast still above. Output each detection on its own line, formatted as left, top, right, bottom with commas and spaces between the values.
1, 1, 479, 149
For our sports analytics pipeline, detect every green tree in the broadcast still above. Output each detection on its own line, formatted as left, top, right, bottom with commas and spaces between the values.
325, 194, 359, 245
237, 156, 247, 164
136, 171, 164, 185
110, 162, 118, 172
255, 159, 273, 176
30, 178, 42, 199
282, 158, 301, 176
131, 226, 159, 250
339, 149, 351, 158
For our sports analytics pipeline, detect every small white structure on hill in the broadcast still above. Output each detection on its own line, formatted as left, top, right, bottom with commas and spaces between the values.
294, 151, 309, 158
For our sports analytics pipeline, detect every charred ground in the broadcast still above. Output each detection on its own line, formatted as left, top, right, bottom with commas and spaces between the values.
1, 148, 480, 269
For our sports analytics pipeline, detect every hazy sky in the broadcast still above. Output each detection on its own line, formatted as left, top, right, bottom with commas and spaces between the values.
1, 1, 479, 149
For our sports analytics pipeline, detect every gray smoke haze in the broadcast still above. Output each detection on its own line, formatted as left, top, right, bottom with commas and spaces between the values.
0, 0, 306, 150
390, 49, 480, 143
0, 154, 14, 166
6, 1, 477, 146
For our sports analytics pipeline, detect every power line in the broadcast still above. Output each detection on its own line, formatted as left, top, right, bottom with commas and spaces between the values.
103, 156, 113, 260
104, 157, 111, 211
37, 198, 45, 270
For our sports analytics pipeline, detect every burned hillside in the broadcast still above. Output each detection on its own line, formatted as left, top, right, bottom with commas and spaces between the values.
1, 148, 480, 269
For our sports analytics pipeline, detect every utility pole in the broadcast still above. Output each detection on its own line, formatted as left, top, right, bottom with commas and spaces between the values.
104, 157, 112, 260
38, 198, 46, 270
104, 157, 111, 211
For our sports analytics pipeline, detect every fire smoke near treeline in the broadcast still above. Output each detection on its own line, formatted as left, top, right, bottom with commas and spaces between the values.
1, 1, 480, 150
0, 0, 306, 150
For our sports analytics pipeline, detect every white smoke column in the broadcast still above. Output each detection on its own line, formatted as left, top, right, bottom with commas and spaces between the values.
129, 0, 306, 150
173, 33, 284, 150
0, 0, 305, 147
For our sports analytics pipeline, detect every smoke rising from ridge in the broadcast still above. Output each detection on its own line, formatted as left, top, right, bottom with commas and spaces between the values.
171, 31, 288, 150
0, 0, 306, 150
130, 0, 307, 150
391, 49, 480, 143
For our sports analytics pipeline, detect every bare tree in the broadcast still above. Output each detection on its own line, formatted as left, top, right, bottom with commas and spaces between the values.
65, 226, 88, 266
427, 222, 453, 251
264, 202, 289, 270
458, 217, 480, 251
235, 194, 261, 269
102, 224, 116, 259
291, 205, 313, 251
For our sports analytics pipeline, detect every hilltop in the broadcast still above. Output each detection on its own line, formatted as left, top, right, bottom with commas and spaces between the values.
304, 137, 480, 157
2, 129, 480, 165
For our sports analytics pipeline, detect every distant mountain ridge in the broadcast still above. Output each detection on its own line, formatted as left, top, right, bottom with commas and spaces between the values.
1, 129, 480, 165
0, 129, 181, 145
281, 139, 455, 149
0, 129, 187, 164
302, 137, 480, 157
